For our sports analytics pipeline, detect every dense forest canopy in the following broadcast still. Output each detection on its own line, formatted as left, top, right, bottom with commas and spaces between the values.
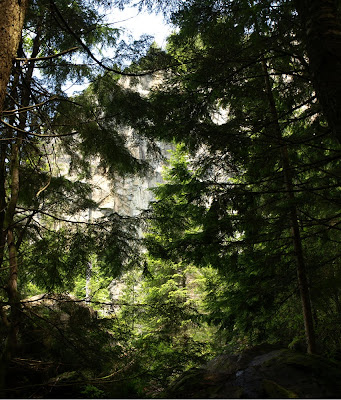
0, 0, 340, 398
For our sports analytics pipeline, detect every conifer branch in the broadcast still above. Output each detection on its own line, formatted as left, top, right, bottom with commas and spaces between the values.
0, 119, 79, 138
2, 96, 58, 115
15, 46, 79, 62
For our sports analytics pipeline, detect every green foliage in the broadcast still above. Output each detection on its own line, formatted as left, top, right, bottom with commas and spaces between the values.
144, 133, 339, 351
0, 293, 146, 398
54, 78, 148, 179
0, 0, 154, 314
1, 1, 341, 397
73, 256, 112, 309
24, 0, 120, 84
108, 252, 216, 396
0, 4, 157, 394
130, 0, 341, 351
81, 385, 106, 399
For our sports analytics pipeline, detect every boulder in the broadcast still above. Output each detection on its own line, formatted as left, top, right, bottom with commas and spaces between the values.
166, 344, 341, 398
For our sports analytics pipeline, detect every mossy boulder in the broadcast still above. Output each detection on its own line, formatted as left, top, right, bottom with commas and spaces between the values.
166, 344, 341, 398
1, 294, 119, 399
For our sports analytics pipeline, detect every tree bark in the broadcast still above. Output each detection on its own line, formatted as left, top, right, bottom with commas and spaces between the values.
261, 59, 316, 354
2, 136, 21, 361
0, 142, 6, 270
1, 26, 41, 362
5, 228, 21, 360
293, 0, 341, 143
0, 0, 29, 114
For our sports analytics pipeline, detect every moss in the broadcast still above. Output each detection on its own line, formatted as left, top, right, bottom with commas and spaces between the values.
49, 370, 84, 384
167, 348, 341, 399
267, 350, 341, 380
223, 386, 244, 399
261, 349, 341, 397
262, 379, 299, 398
168, 368, 205, 393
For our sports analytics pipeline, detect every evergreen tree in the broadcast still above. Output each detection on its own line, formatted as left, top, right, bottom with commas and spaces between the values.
0, 0, 154, 376
119, 0, 341, 142
293, 0, 341, 143
116, 1, 340, 354
115, 253, 214, 393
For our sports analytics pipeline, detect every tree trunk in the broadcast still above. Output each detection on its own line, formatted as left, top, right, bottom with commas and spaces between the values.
261, 59, 316, 354
293, 0, 341, 143
0, 58, 19, 304
5, 228, 21, 360
1, 26, 41, 362
0, 143, 6, 270
0, 0, 29, 114
86, 206, 93, 303
2, 137, 21, 361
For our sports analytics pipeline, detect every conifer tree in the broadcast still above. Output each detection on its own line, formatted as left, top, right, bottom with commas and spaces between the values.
293, 0, 341, 143
116, 0, 340, 354
0, 0, 153, 372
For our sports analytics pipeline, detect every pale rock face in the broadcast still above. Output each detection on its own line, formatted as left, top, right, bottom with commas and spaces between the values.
87, 138, 172, 219
102, 74, 171, 217
112, 143, 173, 217
56, 75, 172, 220
55, 76, 173, 304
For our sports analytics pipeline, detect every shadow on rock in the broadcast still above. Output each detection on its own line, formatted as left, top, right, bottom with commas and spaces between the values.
165, 343, 341, 398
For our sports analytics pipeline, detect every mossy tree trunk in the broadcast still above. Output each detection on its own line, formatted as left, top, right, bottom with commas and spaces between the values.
0, 0, 29, 113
